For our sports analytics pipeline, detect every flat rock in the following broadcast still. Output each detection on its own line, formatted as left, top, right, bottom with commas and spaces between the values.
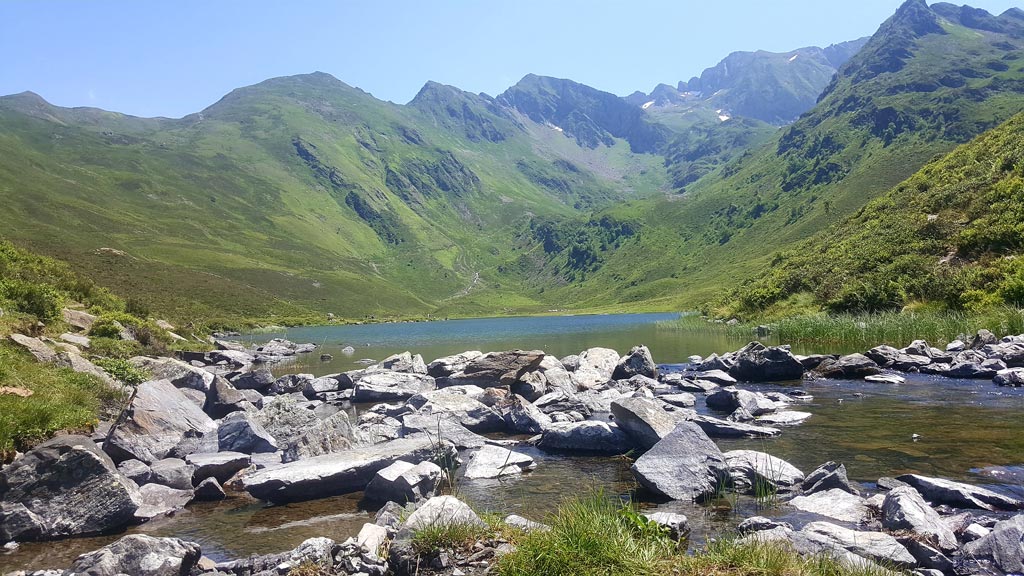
8, 333, 56, 363
453, 350, 546, 387
186, 451, 251, 483
692, 414, 780, 438
537, 421, 631, 454
800, 521, 915, 568
353, 371, 436, 402
131, 356, 214, 392
427, 351, 484, 378
134, 483, 194, 520
464, 445, 536, 479
755, 411, 811, 426
631, 421, 729, 501
788, 489, 869, 523
897, 473, 1023, 511
241, 435, 442, 503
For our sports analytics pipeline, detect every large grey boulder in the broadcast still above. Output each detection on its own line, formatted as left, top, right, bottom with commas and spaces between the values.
254, 397, 322, 448
723, 450, 803, 494
281, 411, 358, 462
403, 495, 485, 530
63, 307, 97, 331
8, 333, 56, 363
727, 342, 804, 382
464, 445, 536, 479
446, 350, 546, 387
407, 391, 504, 432
537, 421, 632, 454
0, 435, 141, 541
364, 460, 443, 504
353, 371, 436, 402
427, 351, 484, 378
788, 489, 869, 524
962, 514, 1024, 575
609, 397, 676, 450
148, 458, 195, 490
218, 411, 278, 454
401, 412, 489, 449
65, 534, 201, 576
896, 474, 1023, 511
706, 388, 780, 416
186, 451, 251, 484
802, 461, 858, 495
813, 353, 881, 379
800, 521, 915, 568
231, 367, 275, 392
104, 379, 218, 464
130, 356, 214, 392
612, 345, 657, 380
503, 394, 552, 434
206, 376, 253, 418
572, 347, 620, 388
242, 435, 444, 503
631, 422, 729, 501
134, 484, 193, 520
881, 486, 958, 552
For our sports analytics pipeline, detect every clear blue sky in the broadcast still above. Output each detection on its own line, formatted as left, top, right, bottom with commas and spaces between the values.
1, 0, 1020, 118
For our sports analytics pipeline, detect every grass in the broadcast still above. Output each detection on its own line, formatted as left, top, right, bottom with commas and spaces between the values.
0, 342, 123, 459
669, 538, 895, 576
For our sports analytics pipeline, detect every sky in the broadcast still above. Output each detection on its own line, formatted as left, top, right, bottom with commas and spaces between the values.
1, 0, 1021, 118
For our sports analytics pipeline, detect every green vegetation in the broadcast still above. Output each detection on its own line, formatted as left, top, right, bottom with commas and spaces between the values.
0, 343, 122, 458
668, 538, 893, 576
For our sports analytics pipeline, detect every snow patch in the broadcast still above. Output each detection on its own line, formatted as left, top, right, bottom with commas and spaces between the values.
546, 122, 563, 133
788, 54, 798, 62
718, 113, 731, 122
641, 100, 655, 110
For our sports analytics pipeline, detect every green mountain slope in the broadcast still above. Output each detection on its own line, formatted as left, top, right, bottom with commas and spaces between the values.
518, 0, 1024, 312
728, 111, 1024, 314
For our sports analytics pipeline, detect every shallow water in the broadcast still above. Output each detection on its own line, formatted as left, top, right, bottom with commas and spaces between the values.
3, 314, 1023, 572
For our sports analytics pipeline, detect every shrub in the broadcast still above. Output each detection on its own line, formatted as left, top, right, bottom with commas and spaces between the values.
92, 358, 150, 386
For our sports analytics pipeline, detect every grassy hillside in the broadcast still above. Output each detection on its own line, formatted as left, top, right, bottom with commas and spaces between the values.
726, 111, 1024, 315
520, 0, 1024, 312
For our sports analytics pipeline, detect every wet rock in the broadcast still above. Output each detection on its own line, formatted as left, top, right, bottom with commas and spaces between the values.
537, 421, 632, 454
755, 410, 812, 426
897, 474, 1023, 511
788, 489, 869, 523
631, 421, 729, 501
612, 345, 658, 380
402, 495, 485, 530
962, 514, 1024, 575
692, 414, 780, 438
881, 486, 958, 551
464, 445, 535, 479
104, 379, 217, 464
364, 460, 442, 503
186, 451, 251, 483
131, 356, 214, 392
148, 458, 195, 490
0, 435, 141, 541
864, 373, 905, 384
643, 512, 690, 541
802, 461, 858, 495
65, 534, 201, 576
609, 397, 677, 450
134, 483, 193, 520
503, 394, 552, 434
800, 521, 915, 568
813, 353, 881, 379
242, 435, 445, 503
353, 371, 436, 402
728, 342, 804, 382
572, 347, 621, 388
723, 450, 804, 494
194, 477, 226, 501
218, 411, 278, 454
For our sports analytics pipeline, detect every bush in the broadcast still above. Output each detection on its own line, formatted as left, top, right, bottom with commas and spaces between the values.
92, 358, 150, 386
0, 280, 64, 321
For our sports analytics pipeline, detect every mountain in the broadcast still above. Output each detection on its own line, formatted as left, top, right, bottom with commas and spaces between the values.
509, 0, 1024, 311
728, 111, 1024, 314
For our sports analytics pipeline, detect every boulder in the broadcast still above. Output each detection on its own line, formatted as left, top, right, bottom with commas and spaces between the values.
134, 483, 193, 520
407, 391, 504, 432
503, 394, 552, 434
269, 373, 313, 395
253, 397, 322, 448
65, 535, 201, 576
148, 458, 195, 490
631, 422, 729, 501
194, 477, 226, 501
510, 370, 547, 401
754, 411, 812, 426
218, 411, 278, 454
131, 357, 214, 392
60, 332, 91, 349
692, 414, 780, 438
353, 371, 436, 402
788, 489, 869, 523
186, 451, 251, 484
0, 435, 141, 541
612, 345, 658, 380
813, 354, 881, 379
706, 388, 779, 416
281, 411, 358, 462
402, 412, 489, 449
800, 521, 915, 568
427, 351, 484, 378
302, 375, 341, 399
536, 355, 576, 395
402, 495, 485, 530
947, 360, 1001, 379
727, 342, 804, 382
104, 379, 218, 464
696, 353, 731, 372
377, 351, 428, 374
962, 514, 1024, 575
723, 450, 803, 494
364, 460, 443, 504
659, 393, 696, 408
994, 367, 1024, 387
116, 459, 152, 485
231, 368, 275, 392
802, 461, 858, 495
693, 369, 736, 385
452, 350, 546, 387
533, 389, 592, 418
970, 329, 998, 349
242, 435, 444, 503
63, 307, 97, 331
206, 376, 253, 418
897, 474, 1023, 511
537, 421, 632, 454
464, 445, 536, 479
609, 397, 676, 450
881, 486, 958, 552
8, 333, 56, 363
572, 347, 621, 388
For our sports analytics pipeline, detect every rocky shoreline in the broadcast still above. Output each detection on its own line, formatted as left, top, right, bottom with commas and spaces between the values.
2, 330, 1024, 575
